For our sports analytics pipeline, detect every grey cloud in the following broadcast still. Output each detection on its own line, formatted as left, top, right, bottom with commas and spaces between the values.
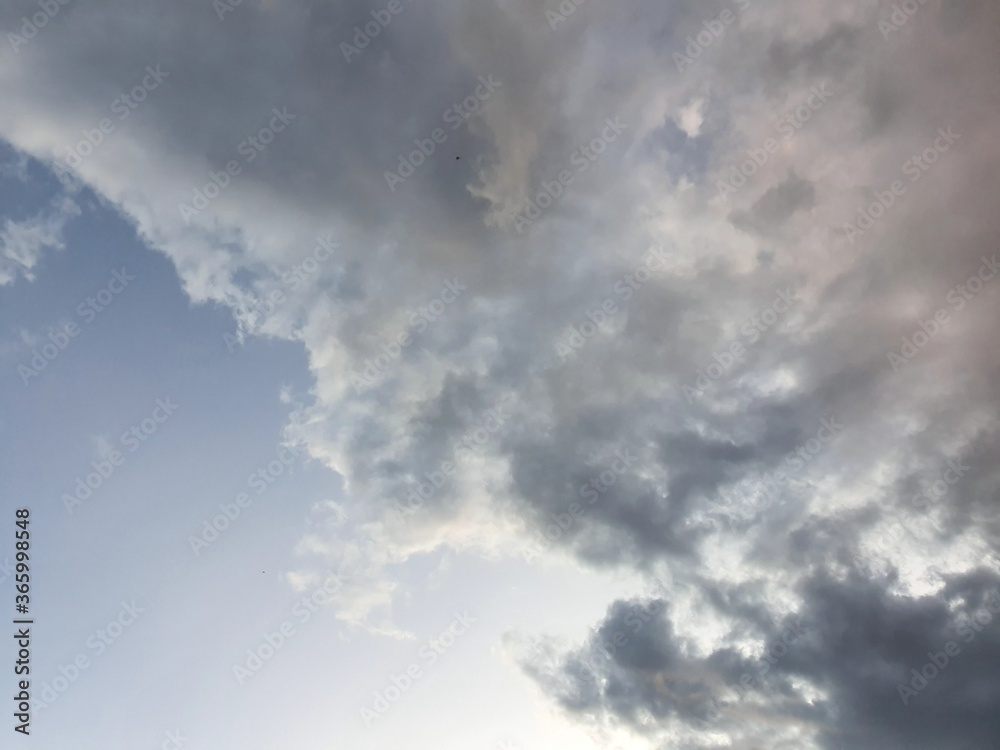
524, 570, 1000, 749
730, 170, 816, 234
2, 0, 1000, 746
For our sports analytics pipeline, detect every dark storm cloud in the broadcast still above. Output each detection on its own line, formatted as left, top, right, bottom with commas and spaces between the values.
523, 570, 1000, 749
519, 593, 819, 740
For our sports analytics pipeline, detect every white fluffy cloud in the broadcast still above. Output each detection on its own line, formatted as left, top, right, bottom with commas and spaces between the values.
0, 194, 78, 285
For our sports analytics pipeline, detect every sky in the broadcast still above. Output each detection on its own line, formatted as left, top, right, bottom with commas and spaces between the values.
1, 0, 999, 749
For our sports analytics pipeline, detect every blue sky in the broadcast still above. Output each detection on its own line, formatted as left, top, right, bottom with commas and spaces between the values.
0, 150, 637, 750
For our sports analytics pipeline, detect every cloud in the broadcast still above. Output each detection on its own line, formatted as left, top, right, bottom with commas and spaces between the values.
0, 194, 79, 286
2, 0, 999, 746
520, 569, 1000, 749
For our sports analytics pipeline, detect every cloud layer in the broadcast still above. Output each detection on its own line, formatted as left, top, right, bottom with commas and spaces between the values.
3, 0, 999, 746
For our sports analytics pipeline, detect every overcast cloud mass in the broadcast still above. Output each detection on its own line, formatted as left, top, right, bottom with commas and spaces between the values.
1, 0, 999, 748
